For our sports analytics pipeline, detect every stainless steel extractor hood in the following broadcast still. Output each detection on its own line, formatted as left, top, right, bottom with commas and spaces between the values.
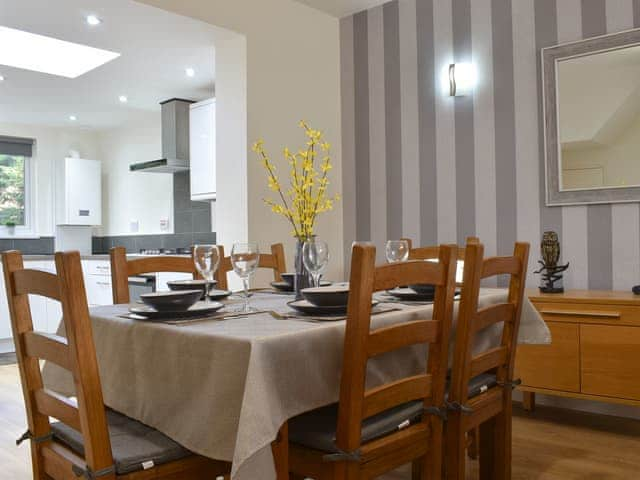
130, 98, 194, 173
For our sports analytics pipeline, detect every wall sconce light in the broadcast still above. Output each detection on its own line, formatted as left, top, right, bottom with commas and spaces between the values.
447, 63, 476, 96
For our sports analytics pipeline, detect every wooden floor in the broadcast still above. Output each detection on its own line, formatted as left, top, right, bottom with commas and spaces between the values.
1, 363, 639, 479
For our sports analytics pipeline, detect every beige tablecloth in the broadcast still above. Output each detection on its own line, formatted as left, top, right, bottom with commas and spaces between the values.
44, 288, 549, 479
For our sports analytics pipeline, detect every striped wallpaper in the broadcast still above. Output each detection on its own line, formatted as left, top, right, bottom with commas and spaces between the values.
340, 0, 640, 288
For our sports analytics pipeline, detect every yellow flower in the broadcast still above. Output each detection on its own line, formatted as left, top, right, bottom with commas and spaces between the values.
254, 121, 339, 240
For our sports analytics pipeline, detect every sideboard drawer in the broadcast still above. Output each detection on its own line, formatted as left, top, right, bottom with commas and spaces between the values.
581, 324, 640, 401
532, 302, 640, 327
515, 321, 580, 392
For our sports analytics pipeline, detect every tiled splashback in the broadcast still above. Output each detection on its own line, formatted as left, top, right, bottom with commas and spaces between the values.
93, 171, 215, 254
92, 232, 216, 254
0, 237, 55, 254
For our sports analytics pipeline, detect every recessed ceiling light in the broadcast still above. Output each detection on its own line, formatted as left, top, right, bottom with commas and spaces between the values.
0, 75, 4, 81
119, 95, 128, 103
185, 67, 195, 77
0, 26, 120, 78
86, 15, 101, 26
69, 115, 77, 121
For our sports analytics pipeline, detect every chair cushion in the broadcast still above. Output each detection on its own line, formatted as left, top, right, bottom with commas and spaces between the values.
289, 400, 424, 453
467, 373, 498, 398
444, 373, 498, 400
51, 409, 191, 475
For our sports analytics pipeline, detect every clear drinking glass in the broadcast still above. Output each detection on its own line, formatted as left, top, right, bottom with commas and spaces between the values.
385, 240, 409, 263
302, 239, 330, 288
231, 242, 260, 312
193, 245, 220, 304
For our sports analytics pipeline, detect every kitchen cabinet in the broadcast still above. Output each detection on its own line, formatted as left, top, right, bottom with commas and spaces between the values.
189, 98, 216, 201
0, 260, 60, 340
82, 260, 113, 307
56, 157, 102, 226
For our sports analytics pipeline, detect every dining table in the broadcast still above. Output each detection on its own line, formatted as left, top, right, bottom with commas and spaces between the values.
44, 287, 550, 480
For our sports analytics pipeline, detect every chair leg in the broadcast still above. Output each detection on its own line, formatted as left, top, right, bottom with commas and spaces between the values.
32, 444, 53, 480
272, 422, 289, 480
478, 417, 496, 480
445, 417, 466, 480
411, 459, 423, 480
467, 427, 479, 460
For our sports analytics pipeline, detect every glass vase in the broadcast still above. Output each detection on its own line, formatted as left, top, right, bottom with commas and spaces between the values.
294, 238, 312, 299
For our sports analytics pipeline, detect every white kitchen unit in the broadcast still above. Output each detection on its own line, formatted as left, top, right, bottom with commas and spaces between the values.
0, 260, 61, 341
82, 260, 114, 307
189, 98, 216, 201
56, 157, 102, 226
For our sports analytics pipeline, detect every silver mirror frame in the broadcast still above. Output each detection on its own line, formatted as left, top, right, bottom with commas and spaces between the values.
543, 28, 640, 206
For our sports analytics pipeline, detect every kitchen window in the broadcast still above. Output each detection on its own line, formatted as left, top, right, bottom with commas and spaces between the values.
0, 136, 35, 237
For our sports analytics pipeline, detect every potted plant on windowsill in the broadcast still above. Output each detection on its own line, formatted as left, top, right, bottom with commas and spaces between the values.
3, 221, 16, 235
253, 121, 340, 298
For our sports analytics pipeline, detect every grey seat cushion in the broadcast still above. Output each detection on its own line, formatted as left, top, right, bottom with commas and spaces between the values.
466, 373, 498, 398
289, 400, 424, 453
289, 373, 498, 454
51, 409, 192, 475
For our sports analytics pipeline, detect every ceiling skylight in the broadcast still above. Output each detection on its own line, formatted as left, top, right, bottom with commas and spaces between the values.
0, 26, 120, 78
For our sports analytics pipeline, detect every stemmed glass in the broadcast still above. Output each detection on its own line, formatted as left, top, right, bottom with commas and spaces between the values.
231, 242, 260, 312
385, 240, 409, 263
193, 245, 220, 304
302, 239, 330, 288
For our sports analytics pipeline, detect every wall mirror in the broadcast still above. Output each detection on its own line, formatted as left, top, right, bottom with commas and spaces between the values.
543, 29, 640, 205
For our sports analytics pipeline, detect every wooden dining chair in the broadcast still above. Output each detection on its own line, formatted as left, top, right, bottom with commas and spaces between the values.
445, 241, 529, 480
287, 242, 458, 480
215, 243, 286, 290
110, 246, 199, 304
2, 250, 230, 480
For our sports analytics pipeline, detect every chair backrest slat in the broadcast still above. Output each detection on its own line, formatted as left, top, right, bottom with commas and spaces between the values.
215, 243, 286, 290
366, 320, 440, 358
474, 303, 515, 333
373, 261, 445, 292
469, 346, 508, 378
362, 374, 433, 419
335, 243, 458, 453
34, 389, 82, 431
13, 269, 61, 300
23, 331, 71, 371
403, 237, 474, 262
481, 256, 522, 279
110, 246, 198, 304
2, 250, 115, 475
449, 241, 530, 405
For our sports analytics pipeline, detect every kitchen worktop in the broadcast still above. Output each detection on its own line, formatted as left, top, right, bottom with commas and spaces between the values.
21, 254, 111, 261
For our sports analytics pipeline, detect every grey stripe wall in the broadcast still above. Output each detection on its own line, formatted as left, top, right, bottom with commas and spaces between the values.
340, 0, 640, 288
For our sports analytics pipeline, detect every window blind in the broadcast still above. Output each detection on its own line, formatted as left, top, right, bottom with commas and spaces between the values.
0, 135, 34, 157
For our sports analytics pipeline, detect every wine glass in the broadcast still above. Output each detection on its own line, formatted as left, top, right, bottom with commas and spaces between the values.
385, 240, 409, 263
231, 242, 260, 312
303, 239, 330, 288
193, 245, 220, 304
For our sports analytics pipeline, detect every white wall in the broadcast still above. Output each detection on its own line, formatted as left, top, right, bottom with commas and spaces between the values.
95, 115, 174, 236
562, 112, 640, 189
137, 0, 344, 282
0, 122, 100, 236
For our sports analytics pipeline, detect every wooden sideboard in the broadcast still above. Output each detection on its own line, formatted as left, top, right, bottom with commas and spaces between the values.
516, 289, 640, 410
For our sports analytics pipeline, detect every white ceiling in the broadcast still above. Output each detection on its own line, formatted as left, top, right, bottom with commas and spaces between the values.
293, 0, 389, 18
0, 0, 217, 130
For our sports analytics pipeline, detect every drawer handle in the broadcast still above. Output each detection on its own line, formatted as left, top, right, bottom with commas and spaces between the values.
96, 281, 111, 286
539, 309, 621, 319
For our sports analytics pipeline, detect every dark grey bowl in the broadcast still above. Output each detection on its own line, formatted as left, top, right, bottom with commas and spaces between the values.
408, 284, 435, 296
301, 286, 349, 307
140, 290, 202, 312
167, 279, 217, 298
281, 273, 295, 288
